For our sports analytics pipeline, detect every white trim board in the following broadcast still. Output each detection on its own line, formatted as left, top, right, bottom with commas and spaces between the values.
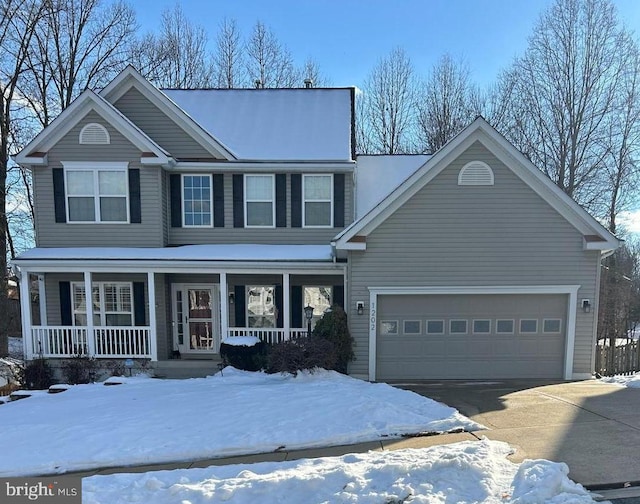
366, 285, 580, 382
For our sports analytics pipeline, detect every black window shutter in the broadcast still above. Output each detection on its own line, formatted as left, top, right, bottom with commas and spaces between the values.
52, 168, 66, 223
232, 174, 244, 228
59, 281, 72, 325
133, 282, 146, 326
291, 285, 302, 328
170, 174, 182, 228
333, 285, 345, 309
333, 173, 345, 228
275, 284, 283, 328
291, 174, 302, 228
213, 174, 224, 227
234, 285, 246, 326
128, 169, 141, 224
275, 174, 286, 227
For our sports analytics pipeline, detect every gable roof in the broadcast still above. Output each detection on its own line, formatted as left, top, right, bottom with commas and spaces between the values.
163, 88, 354, 162
100, 66, 236, 161
335, 117, 620, 253
14, 90, 171, 166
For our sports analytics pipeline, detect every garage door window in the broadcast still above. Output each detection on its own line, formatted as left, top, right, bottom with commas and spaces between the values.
403, 320, 421, 334
450, 320, 467, 334
520, 319, 538, 333
496, 319, 514, 334
543, 319, 562, 333
380, 321, 398, 335
426, 320, 444, 335
473, 319, 491, 334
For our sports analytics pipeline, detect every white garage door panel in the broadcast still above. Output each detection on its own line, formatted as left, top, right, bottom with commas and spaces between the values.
376, 294, 566, 380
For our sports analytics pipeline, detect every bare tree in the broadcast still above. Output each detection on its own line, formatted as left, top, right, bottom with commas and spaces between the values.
300, 57, 330, 87
213, 18, 245, 89
360, 47, 417, 154
504, 0, 629, 210
416, 54, 478, 153
245, 21, 299, 88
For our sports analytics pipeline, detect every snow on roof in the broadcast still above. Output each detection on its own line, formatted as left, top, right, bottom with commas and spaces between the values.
355, 155, 431, 218
162, 88, 353, 161
16, 244, 333, 262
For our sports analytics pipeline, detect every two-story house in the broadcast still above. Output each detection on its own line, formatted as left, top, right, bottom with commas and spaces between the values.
13, 66, 619, 381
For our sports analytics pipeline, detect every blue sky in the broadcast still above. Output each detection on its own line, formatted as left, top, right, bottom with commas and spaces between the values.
133, 0, 640, 88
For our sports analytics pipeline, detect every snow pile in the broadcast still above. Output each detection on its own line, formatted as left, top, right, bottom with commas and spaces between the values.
8, 336, 23, 359
83, 440, 597, 504
221, 336, 261, 347
0, 368, 482, 476
600, 372, 640, 388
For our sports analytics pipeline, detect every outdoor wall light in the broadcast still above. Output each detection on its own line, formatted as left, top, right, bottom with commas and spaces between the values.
356, 301, 365, 315
304, 305, 314, 335
582, 299, 591, 313
228, 292, 235, 304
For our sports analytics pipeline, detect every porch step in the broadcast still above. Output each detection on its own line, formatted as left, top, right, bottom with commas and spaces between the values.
154, 358, 223, 379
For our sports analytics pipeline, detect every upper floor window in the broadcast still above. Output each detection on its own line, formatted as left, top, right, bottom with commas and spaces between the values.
79, 123, 110, 145
303, 174, 333, 227
63, 162, 128, 223
245, 174, 274, 227
182, 174, 212, 227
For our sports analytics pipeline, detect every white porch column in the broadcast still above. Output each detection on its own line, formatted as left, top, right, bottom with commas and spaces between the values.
283, 273, 290, 340
147, 271, 158, 361
83, 271, 96, 356
19, 269, 34, 359
219, 272, 229, 344
38, 274, 47, 325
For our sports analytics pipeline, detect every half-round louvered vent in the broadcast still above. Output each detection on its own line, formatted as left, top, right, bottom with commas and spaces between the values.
458, 161, 494, 186
79, 123, 110, 145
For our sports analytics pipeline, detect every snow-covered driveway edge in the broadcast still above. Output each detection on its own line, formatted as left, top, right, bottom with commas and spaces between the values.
599, 372, 640, 388
83, 439, 598, 504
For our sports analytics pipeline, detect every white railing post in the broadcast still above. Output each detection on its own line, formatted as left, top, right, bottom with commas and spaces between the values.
147, 271, 158, 361
283, 273, 290, 343
220, 272, 228, 347
84, 271, 95, 356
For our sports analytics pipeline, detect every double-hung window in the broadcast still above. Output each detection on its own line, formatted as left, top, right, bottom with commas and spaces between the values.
303, 286, 332, 329
303, 174, 333, 227
246, 286, 276, 328
245, 174, 274, 227
63, 162, 128, 223
72, 282, 133, 326
183, 174, 212, 227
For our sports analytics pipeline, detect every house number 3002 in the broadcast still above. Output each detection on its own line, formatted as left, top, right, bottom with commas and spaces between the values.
370, 301, 376, 331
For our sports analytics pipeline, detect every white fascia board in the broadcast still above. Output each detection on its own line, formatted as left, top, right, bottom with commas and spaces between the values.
340, 242, 366, 251
367, 285, 580, 296
18, 155, 48, 166
171, 161, 356, 172
100, 68, 237, 161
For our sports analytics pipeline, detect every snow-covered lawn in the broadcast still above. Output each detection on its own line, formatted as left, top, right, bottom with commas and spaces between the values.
0, 368, 481, 477
600, 371, 640, 388
84, 439, 598, 504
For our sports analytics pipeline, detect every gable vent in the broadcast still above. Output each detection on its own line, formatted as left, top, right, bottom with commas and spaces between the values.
79, 123, 110, 145
458, 161, 494, 186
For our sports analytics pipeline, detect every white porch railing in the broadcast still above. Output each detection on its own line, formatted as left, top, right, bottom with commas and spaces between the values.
226, 328, 308, 345
30, 326, 151, 359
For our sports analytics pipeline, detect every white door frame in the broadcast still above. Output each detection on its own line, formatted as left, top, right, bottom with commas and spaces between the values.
172, 283, 220, 354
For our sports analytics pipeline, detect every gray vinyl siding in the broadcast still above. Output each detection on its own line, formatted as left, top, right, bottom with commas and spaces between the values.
168, 172, 354, 245
347, 141, 600, 378
113, 87, 215, 160
34, 111, 164, 248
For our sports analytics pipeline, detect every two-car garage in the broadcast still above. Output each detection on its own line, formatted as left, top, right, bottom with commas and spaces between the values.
374, 291, 570, 380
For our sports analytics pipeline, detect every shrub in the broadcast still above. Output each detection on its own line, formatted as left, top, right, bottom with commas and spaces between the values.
312, 305, 355, 373
61, 355, 98, 384
220, 339, 268, 372
20, 358, 54, 390
266, 337, 337, 375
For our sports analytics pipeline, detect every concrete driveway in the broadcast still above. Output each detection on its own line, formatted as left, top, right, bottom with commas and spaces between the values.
397, 380, 640, 489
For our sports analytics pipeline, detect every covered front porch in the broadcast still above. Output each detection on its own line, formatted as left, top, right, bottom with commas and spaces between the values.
14, 245, 346, 362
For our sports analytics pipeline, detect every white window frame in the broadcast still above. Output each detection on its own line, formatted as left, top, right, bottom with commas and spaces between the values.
403, 320, 421, 335
426, 319, 445, 335
303, 286, 332, 330
63, 161, 129, 224
472, 319, 491, 335
182, 174, 213, 228
543, 319, 562, 334
244, 174, 275, 228
380, 320, 398, 335
246, 285, 276, 328
449, 319, 468, 334
520, 319, 539, 334
496, 319, 515, 334
302, 174, 333, 228
71, 281, 133, 327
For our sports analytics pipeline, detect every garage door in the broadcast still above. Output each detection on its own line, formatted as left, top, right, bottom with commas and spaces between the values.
376, 294, 567, 380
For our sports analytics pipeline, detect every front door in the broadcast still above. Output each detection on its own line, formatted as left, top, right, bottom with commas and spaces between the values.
172, 284, 219, 354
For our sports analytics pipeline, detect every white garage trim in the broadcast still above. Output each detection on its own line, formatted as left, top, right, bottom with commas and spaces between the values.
367, 285, 580, 381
